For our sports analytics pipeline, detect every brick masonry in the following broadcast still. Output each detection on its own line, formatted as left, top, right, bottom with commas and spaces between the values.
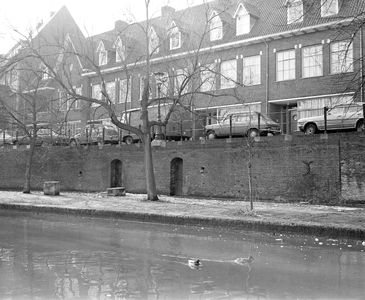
1, 132, 365, 204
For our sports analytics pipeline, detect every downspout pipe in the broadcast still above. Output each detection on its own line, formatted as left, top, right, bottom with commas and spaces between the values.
360, 24, 364, 103
263, 39, 270, 115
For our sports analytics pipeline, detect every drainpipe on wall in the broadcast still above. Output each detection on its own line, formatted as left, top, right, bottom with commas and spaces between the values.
263, 39, 270, 115
360, 24, 364, 103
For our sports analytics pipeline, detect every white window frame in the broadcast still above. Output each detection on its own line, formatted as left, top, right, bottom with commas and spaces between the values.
66, 121, 81, 137
200, 63, 216, 92
242, 55, 261, 86
42, 67, 49, 80
155, 72, 169, 98
220, 59, 237, 89
321, 0, 338, 17
174, 68, 188, 95
209, 11, 222, 41
287, 0, 303, 24
59, 90, 68, 111
302, 45, 323, 78
149, 27, 159, 55
91, 83, 102, 107
69, 86, 82, 110
235, 5, 250, 35
276, 49, 296, 81
330, 41, 353, 74
115, 37, 125, 62
106, 81, 116, 103
119, 78, 131, 103
169, 22, 181, 50
98, 42, 107, 66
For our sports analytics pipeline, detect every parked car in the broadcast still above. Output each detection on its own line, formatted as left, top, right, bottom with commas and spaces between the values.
205, 112, 281, 139
297, 102, 365, 135
13, 127, 68, 146
0, 131, 15, 145
69, 123, 119, 146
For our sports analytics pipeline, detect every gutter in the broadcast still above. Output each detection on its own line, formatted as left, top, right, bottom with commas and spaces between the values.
82, 18, 356, 77
360, 24, 364, 102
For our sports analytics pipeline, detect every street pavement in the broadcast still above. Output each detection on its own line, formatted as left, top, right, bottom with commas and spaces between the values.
0, 191, 364, 239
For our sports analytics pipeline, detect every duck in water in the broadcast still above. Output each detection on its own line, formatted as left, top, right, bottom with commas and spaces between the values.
188, 259, 201, 269
234, 256, 254, 265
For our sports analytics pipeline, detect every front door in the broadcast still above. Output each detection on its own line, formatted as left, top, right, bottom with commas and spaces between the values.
289, 108, 298, 134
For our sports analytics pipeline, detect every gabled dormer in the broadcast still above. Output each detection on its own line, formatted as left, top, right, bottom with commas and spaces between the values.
114, 36, 125, 62
168, 21, 181, 50
321, 0, 339, 17
285, 0, 303, 24
40, 63, 49, 80
209, 10, 223, 41
148, 26, 159, 55
233, 2, 259, 36
97, 41, 107, 66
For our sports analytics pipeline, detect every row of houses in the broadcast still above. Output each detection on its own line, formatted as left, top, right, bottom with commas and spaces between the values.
1, 0, 364, 141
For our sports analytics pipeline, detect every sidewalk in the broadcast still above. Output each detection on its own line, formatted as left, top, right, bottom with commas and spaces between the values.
0, 191, 364, 239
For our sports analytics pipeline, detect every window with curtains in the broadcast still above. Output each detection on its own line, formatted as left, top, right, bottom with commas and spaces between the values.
242, 55, 261, 85
302, 45, 323, 78
119, 78, 131, 103
276, 49, 295, 81
220, 59, 237, 89
200, 63, 216, 92
330, 41, 353, 74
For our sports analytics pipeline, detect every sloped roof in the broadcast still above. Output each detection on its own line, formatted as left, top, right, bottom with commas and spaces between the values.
85, 0, 365, 72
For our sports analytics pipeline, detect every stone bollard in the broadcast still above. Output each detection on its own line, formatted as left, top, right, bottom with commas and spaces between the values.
107, 187, 126, 196
44, 181, 60, 195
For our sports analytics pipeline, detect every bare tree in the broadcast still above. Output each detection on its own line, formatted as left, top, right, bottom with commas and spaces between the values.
1, 1, 259, 200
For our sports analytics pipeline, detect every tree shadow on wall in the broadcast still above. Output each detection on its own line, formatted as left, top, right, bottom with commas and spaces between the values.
286, 161, 340, 205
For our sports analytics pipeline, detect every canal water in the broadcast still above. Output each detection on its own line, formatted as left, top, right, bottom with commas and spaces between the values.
0, 211, 364, 300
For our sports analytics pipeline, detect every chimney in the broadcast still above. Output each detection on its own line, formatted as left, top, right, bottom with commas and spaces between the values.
114, 20, 128, 31
161, 5, 175, 19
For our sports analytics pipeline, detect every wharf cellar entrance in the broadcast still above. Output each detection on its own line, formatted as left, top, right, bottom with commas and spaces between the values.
110, 159, 122, 188
170, 158, 183, 196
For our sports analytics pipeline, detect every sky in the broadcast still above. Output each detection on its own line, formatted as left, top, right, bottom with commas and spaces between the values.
0, 0, 209, 54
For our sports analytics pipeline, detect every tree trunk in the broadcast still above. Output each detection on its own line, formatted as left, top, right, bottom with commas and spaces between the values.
23, 139, 36, 193
143, 132, 158, 201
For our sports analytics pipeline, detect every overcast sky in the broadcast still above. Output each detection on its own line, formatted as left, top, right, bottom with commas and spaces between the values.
0, 0, 209, 54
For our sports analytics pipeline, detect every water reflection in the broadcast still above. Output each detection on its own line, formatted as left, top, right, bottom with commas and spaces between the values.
0, 211, 364, 299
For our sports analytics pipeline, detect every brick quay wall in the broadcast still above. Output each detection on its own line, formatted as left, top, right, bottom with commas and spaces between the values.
0, 133, 364, 204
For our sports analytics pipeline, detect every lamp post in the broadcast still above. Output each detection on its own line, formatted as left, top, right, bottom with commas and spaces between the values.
154, 72, 166, 141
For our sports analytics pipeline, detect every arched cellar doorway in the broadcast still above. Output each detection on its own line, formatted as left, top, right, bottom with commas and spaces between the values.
170, 158, 183, 196
110, 159, 122, 188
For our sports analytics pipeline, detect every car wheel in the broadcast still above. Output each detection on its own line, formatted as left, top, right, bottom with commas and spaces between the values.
124, 136, 134, 145
248, 128, 259, 137
304, 124, 317, 135
69, 139, 77, 147
356, 120, 364, 131
207, 131, 216, 140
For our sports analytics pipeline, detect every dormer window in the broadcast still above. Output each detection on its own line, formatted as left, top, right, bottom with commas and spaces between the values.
234, 4, 250, 35
168, 22, 181, 50
321, 0, 338, 17
209, 11, 222, 41
97, 41, 107, 66
148, 27, 159, 55
40, 63, 49, 80
286, 0, 303, 24
42, 67, 49, 80
115, 37, 125, 62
